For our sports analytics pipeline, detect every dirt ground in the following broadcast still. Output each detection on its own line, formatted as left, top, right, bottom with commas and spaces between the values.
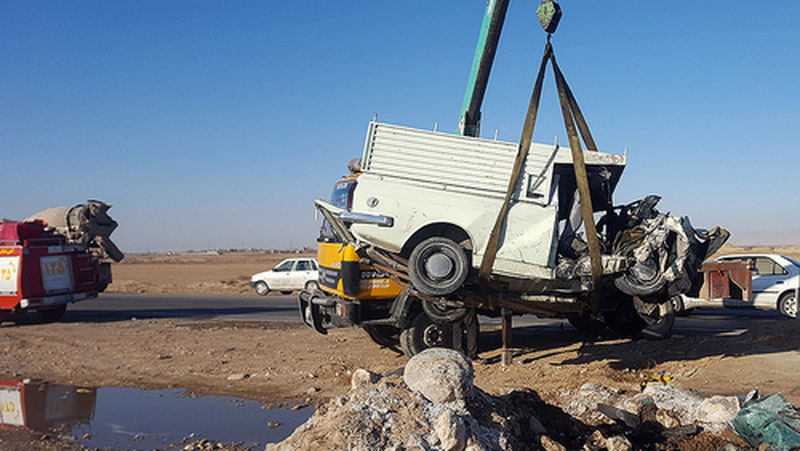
2, 246, 799, 449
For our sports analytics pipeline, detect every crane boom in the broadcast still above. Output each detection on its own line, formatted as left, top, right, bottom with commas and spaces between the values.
458, 0, 510, 137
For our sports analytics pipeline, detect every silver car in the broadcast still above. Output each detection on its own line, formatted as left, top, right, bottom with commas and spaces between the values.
681, 254, 799, 318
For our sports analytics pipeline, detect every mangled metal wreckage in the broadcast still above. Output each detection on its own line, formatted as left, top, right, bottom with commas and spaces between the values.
313, 121, 728, 337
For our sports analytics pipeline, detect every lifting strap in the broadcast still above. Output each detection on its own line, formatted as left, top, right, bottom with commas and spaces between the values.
479, 38, 603, 301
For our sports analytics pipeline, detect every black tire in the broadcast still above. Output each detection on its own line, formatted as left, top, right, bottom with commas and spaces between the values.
363, 325, 401, 348
567, 312, 607, 334
640, 300, 675, 340
778, 291, 798, 319
304, 280, 320, 291
399, 312, 454, 357
614, 258, 666, 297
38, 305, 67, 323
421, 301, 468, 324
280, 290, 293, 295
254, 281, 269, 296
408, 236, 469, 297
603, 295, 647, 337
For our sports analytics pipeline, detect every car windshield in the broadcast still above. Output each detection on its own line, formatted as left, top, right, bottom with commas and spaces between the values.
786, 256, 800, 268
273, 260, 294, 272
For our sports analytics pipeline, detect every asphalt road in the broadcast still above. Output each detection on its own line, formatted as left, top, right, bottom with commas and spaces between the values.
34, 293, 789, 338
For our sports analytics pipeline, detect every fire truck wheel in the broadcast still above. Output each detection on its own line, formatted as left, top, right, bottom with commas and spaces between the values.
409, 236, 469, 297
399, 312, 454, 357
38, 305, 67, 323
363, 325, 401, 348
0, 310, 9, 325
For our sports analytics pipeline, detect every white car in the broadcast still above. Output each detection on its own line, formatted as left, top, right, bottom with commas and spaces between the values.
250, 258, 319, 296
682, 254, 799, 318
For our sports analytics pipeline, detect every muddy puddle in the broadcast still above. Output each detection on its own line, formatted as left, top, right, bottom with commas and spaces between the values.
0, 379, 312, 449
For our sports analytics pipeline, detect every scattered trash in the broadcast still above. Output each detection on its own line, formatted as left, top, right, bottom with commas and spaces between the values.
729, 392, 800, 450
639, 371, 671, 390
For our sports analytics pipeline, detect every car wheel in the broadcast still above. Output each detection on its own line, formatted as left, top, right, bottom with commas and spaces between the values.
254, 281, 269, 296
280, 290, 293, 295
408, 236, 469, 297
363, 325, 401, 348
778, 291, 798, 319
304, 280, 320, 291
38, 305, 67, 323
399, 312, 454, 357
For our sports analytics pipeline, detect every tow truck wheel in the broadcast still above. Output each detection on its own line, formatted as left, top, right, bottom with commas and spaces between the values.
421, 301, 468, 324
409, 236, 469, 297
778, 292, 797, 319
399, 312, 454, 357
567, 311, 607, 334
254, 281, 269, 296
602, 295, 647, 337
363, 325, 401, 348
38, 305, 67, 323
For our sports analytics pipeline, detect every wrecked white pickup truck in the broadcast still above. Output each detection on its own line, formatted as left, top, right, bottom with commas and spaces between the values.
314, 121, 729, 338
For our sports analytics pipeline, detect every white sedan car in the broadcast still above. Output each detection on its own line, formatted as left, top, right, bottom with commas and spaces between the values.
250, 258, 319, 296
682, 254, 799, 318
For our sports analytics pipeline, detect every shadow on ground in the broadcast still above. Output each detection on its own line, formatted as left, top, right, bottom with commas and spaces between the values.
477, 312, 800, 371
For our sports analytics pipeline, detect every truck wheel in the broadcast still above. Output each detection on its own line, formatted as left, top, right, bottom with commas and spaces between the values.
614, 258, 666, 297
399, 312, 453, 357
254, 281, 269, 296
640, 300, 675, 340
38, 305, 67, 323
421, 301, 468, 324
567, 312, 607, 334
409, 237, 469, 297
778, 292, 797, 319
363, 325, 401, 348
603, 295, 647, 337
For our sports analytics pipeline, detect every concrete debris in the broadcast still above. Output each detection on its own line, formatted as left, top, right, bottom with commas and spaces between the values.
350, 368, 380, 391
403, 347, 474, 403
270, 353, 763, 450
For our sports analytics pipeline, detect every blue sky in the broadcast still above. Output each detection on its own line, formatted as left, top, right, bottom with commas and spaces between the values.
2, 1, 798, 252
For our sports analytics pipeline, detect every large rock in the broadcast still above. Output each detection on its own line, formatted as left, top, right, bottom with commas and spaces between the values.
404, 347, 474, 404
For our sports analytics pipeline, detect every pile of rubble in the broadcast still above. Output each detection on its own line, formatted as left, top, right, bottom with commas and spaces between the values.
269, 348, 798, 450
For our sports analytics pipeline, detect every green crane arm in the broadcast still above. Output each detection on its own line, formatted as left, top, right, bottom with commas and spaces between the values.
458, 0, 510, 137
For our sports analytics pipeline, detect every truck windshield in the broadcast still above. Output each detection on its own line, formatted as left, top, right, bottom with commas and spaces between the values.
318, 179, 356, 243
330, 179, 356, 209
